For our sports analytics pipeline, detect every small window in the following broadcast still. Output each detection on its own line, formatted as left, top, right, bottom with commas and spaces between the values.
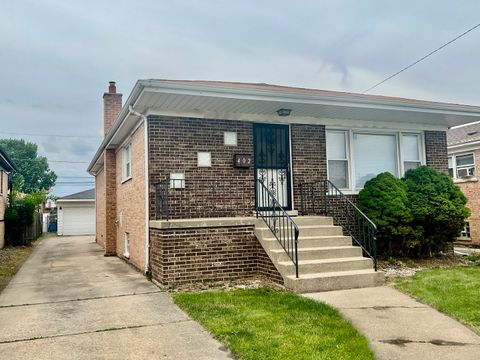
450, 153, 475, 179
326, 131, 349, 188
448, 156, 454, 177
402, 134, 421, 172
170, 173, 185, 189
124, 232, 130, 257
123, 144, 132, 180
460, 222, 471, 240
224, 132, 237, 146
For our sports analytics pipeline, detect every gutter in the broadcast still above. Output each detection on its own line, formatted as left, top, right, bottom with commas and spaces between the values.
128, 105, 151, 275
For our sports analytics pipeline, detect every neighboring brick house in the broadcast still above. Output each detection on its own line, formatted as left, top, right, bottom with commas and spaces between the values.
448, 122, 480, 245
88, 80, 480, 292
0, 148, 16, 249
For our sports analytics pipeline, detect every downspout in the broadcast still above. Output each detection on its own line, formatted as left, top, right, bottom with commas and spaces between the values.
128, 105, 150, 275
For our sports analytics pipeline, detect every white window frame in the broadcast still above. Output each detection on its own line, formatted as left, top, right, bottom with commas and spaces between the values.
449, 152, 475, 180
400, 133, 423, 172
122, 143, 132, 181
326, 130, 350, 189
459, 221, 471, 240
326, 129, 426, 193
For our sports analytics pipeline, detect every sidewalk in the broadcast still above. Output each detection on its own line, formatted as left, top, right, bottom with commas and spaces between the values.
304, 286, 480, 360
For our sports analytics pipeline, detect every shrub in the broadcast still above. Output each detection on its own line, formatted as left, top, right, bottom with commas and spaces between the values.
358, 167, 470, 257
5, 190, 45, 246
404, 166, 470, 256
357, 172, 419, 256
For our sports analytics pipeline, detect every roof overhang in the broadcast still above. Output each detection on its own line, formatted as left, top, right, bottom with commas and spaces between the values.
88, 79, 480, 174
0, 148, 16, 173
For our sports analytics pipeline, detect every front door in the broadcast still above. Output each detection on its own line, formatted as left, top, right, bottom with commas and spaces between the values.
254, 123, 292, 210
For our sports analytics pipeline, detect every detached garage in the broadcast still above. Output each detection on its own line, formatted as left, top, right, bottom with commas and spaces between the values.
57, 189, 95, 236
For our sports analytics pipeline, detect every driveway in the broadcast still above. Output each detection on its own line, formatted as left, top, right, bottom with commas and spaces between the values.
0, 236, 232, 360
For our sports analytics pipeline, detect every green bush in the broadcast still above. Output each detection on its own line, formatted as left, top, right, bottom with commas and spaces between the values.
358, 167, 470, 257
404, 166, 470, 256
357, 172, 419, 256
5, 190, 45, 246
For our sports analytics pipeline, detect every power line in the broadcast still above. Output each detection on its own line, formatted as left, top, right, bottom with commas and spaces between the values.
364, 22, 480, 93
57, 176, 93, 178
0, 131, 102, 139
11, 158, 89, 164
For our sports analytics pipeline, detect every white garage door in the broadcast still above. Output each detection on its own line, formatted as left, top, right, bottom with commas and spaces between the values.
62, 205, 95, 235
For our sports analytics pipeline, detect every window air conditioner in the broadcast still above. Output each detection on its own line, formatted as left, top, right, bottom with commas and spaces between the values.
457, 167, 475, 179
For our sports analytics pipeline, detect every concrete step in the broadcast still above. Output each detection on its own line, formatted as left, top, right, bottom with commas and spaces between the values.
278, 257, 373, 275
284, 269, 384, 293
255, 225, 343, 239
297, 225, 344, 237
259, 235, 352, 252
292, 216, 333, 226
270, 245, 362, 262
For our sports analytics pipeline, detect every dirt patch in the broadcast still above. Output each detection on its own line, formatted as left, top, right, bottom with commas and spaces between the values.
378, 254, 480, 281
156, 276, 285, 293
0, 236, 43, 293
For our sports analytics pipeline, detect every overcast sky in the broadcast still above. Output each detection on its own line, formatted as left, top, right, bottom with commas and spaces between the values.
1, 0, 480, 196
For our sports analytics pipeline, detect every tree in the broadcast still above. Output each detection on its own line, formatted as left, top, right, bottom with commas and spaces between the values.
0, 139, 57, 193
357, 172, 420, 256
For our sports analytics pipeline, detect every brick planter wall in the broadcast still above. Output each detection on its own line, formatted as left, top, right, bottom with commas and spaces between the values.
149, 224, 283, 286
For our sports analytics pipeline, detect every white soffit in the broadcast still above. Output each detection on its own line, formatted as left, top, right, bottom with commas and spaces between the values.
135, 89, 480, 129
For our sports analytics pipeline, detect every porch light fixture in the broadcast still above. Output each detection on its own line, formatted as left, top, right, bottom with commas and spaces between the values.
276, 108, 292, 117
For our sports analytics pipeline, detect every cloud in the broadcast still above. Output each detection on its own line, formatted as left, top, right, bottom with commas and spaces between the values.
1, 0, 480, 194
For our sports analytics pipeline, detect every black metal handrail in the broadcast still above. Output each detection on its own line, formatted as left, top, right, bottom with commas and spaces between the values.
256, 179, 300, 278
154, 177, 170, 220
300, 179, 378, 271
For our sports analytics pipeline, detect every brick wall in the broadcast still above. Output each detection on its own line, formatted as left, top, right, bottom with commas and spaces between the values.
115, 122, 147, 271
95, 168, 106, 248
149, 225, 283, 285
104, 149, 117, 255
291, 124, 327, 211
148, 116, 255, 219
454, 148, 480, 245
425, 131, 448, 173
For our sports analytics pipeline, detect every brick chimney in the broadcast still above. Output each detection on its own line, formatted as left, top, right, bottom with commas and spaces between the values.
103, 81, 122, 136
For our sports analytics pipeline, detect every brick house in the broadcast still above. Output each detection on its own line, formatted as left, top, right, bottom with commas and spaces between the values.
88, 80, 480, 292
448, 122, 480, 245
0, 147, 16, 249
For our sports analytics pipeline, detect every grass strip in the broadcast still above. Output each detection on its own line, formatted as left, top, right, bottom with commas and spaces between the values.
173, 287, 374, 360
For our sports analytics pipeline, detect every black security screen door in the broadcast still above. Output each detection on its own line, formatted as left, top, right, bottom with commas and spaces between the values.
254, 123, 292, 210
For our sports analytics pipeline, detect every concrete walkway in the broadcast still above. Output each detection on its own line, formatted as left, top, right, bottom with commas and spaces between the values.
305, 287, 480, 360
0, 236, 231, 360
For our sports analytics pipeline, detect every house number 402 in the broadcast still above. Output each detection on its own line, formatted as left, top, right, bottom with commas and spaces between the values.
234, 154, 252, 168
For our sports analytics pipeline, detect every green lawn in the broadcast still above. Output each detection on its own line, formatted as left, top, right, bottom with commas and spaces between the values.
173, 288, 374, 360
394, 265, 480, 334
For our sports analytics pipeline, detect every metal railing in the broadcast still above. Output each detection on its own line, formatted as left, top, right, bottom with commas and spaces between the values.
153, 177, 254, 220
154, 177, 170, 220
300, 179, 378, 271
256, 179, 300, 278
